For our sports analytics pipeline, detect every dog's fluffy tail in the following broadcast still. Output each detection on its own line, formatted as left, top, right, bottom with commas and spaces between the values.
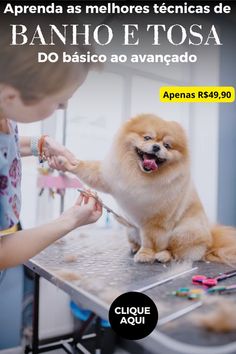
206, 225, 236, 265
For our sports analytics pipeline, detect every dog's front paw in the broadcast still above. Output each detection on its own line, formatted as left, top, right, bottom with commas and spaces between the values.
155, 250, 172, 263
134, 248, 156, 263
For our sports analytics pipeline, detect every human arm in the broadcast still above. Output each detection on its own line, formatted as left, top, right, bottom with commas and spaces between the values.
19, 136, 31, 157
0, 193, 102, 269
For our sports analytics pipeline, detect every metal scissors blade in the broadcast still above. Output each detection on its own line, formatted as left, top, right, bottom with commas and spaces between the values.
77, 188, 135, 228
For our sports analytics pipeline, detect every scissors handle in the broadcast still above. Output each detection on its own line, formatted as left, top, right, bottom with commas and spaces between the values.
77, 188, 111, 212
192, 275, 207, 284
202, 278, 217, 287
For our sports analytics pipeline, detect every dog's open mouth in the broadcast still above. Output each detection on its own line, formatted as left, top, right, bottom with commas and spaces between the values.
135, 148, 166, 173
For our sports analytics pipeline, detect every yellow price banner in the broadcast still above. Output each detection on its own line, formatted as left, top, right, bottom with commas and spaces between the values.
160, 86, 235, 103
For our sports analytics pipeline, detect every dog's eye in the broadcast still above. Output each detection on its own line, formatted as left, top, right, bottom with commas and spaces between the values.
144, 136, 152, 141
163, 142, 171, 149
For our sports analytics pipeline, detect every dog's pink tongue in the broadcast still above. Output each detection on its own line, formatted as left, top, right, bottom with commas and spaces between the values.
143, 158, 158, 171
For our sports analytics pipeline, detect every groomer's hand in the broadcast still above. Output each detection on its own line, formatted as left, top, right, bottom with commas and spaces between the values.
43, 136, 78, 172
59, 191, 103, 230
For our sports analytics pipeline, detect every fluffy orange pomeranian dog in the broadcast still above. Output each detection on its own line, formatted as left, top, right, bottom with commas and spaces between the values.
67, 114, 236, 264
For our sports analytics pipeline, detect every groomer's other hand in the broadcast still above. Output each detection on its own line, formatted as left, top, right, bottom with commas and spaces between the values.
59, 191, 103, 230
43, 136, 78, 172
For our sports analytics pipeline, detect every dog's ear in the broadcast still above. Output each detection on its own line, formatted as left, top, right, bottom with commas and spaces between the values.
170, 120, 188, 137
170, 120, 183, 130
169, 121, 189, 154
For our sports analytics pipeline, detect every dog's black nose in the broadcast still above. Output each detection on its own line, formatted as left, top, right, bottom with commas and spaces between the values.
152, 144, 160, 153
